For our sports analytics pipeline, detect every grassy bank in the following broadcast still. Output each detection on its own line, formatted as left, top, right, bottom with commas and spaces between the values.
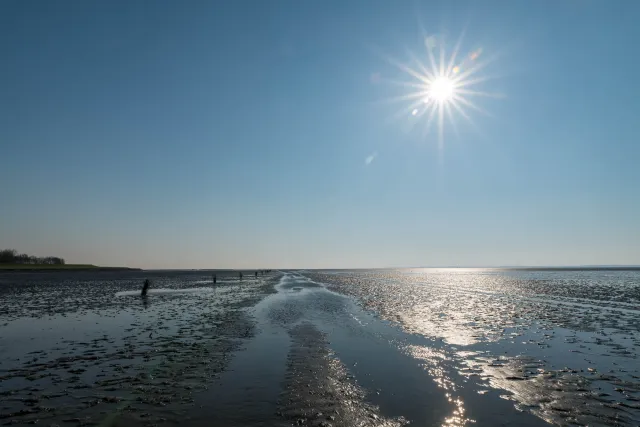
0, 264, 140, 271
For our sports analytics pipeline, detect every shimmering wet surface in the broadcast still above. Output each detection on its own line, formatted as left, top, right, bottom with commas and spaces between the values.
305, 269, 640, 426
190, 273, 548, 427
1, 269, 638, 426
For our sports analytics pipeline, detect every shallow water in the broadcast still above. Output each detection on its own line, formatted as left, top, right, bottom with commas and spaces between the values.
305, 269, 640, 426
1, 269, 638, 426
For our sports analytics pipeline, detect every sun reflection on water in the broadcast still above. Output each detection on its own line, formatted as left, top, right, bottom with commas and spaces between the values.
405, 345, 476, 426
307, 269, 640, 426
442, 395, 474, 426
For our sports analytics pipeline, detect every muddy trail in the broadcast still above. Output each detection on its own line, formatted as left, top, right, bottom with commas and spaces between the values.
189, 273, 549, 427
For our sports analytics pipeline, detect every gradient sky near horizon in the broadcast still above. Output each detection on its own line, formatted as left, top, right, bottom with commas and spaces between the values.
1, 0, 639, 269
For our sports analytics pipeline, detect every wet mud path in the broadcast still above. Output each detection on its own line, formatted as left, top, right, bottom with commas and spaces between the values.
193, 273, 549, 427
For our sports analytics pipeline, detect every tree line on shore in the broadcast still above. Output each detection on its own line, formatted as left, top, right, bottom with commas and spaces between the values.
0, 249, 65, 265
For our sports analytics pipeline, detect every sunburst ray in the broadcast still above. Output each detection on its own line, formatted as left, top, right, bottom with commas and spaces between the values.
378, 30, 502, 153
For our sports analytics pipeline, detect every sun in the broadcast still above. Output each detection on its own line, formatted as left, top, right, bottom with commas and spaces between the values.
376, 31, 502, 153
428, 76, 455, 103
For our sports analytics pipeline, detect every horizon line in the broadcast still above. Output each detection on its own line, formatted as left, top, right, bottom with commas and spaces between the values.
140, 265, 640, 271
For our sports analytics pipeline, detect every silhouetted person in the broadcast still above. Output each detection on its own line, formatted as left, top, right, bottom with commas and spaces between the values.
239, 272, 243, 280
255, 271, 258, 278
213, 274, 217, 284
141, 279, 151, 297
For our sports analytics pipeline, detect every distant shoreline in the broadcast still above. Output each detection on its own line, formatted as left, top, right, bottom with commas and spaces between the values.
0, 264, 141, 271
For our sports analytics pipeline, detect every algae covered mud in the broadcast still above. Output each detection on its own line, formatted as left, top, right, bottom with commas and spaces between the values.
1, 269, 639, 426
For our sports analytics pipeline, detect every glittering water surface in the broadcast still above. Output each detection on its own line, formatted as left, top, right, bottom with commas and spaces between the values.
1, 269, 638, 426
305, 268, 640, 426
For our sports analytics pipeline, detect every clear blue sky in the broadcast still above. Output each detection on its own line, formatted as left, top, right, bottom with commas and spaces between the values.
1, 0, 639, 269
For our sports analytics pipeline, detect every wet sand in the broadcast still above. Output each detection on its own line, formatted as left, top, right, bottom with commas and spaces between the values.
1, 269, 638, 426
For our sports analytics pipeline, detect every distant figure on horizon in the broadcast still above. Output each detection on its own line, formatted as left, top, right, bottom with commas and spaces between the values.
255, 271, 258, 278
213, 274, 217, 284
239, 272, 243, 280
141, 279, 151, 297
